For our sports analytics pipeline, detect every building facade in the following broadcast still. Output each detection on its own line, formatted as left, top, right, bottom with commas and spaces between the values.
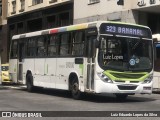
0, 0, 7, 63
131, 0, 160, 34
5, 0, 160, 63
7, 0, 73, 62
74, 0, 138, 24
74, 0, 160, 34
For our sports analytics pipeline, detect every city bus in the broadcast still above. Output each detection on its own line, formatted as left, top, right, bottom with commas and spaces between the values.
9, 21, 153, 99
153, 34, 160, 91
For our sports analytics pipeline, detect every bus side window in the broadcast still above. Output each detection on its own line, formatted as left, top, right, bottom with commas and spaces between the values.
60, 33, 70, 56
27, 38, 36, 57
47, 34, 58, 57
72, 31, 85, 56
37, 36, 46, 57
11, 41, 18, 58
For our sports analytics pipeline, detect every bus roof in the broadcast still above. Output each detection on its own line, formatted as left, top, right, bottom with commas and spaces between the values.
12, 21, 150, 40
153, 34, 160, 41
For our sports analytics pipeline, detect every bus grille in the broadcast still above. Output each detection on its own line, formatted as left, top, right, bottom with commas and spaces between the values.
114, 80, 139, 83
117, 85, 137, 90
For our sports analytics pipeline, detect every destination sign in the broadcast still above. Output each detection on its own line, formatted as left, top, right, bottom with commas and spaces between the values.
100, 23, 152, 38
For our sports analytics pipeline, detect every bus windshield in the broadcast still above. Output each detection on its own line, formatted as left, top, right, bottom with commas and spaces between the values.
98, 36, 153, 72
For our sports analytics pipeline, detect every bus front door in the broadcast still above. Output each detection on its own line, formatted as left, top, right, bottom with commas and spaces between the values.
17, 42, 24, 84
86, 36, 96, 91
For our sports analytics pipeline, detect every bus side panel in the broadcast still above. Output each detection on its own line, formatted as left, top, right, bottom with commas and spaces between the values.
9, 59, 18, 83
153, 71, 160, 90
44, 58, 56, 88
34, 58, 46, 87
56, 58, 84, 91
23, 59, 35, 84
81, 58, 88, 92
56, 58, 71, 90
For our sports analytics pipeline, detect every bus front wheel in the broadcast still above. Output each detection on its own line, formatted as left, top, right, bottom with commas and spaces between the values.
71, 78, 81, 100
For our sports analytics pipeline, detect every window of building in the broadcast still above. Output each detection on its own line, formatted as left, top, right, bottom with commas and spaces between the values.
17, 22, 24, 34
32, 0, 43, 5
47, 15, 56, 29
59, 12, 70, 26
88, 0, 100, 4
0, 0, 2, 16
49, 0, 58, 4
19, 0, 25, 12
11, 1, 16, 14
27, 18, 42, 32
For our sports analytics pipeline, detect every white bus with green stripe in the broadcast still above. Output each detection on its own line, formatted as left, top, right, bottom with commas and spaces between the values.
9, 21, 153, 99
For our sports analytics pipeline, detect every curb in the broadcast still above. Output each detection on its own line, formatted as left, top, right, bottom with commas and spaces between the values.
0, 85, 9, 90
0, 85, 27, 90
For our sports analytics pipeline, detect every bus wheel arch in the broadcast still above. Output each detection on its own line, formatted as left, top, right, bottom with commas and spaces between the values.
69, 73, 81, 99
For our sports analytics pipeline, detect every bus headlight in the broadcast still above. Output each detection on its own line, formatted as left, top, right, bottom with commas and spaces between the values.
143, 75, 153, 84
97, 72, 113, 83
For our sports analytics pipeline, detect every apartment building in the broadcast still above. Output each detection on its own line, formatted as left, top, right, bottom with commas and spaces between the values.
132, 0, 160, 34
74, 0, 160, 34
6, 0, 160, 63
0, 0, 7, 63
7, 0, 73, 62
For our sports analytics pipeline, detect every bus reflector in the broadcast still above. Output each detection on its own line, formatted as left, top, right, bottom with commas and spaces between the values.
50, 29, 58, 34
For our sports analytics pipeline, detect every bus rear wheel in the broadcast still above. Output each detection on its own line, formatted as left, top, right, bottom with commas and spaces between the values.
71, 78, 81, 100
26, 74, 34, 92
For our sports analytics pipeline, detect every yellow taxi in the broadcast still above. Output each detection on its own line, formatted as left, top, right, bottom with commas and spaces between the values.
1, 63, 12, 84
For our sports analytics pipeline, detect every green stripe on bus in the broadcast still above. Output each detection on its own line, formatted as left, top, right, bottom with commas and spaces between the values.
14, 64, 16, 72
103, 70, 149, 81
79, 64, 84, 75
47, 64, 48, 74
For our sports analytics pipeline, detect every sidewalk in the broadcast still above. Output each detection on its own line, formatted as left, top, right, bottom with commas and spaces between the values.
0, 84, 26, 90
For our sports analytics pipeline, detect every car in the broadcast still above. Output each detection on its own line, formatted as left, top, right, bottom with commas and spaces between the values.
1, 63, 12, 84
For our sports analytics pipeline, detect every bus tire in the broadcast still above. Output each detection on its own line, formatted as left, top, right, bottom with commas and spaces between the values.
115, 94, 128, 101
71, 77, 81, 100
26, 74, 34, 92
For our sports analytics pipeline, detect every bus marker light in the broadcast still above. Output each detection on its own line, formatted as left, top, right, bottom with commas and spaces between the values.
50, 29, 58, 34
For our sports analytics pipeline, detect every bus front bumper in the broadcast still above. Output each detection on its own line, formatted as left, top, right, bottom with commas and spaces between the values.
95, 79, 152, 94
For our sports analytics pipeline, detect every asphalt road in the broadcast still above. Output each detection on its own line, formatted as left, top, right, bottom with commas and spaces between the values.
0, 85, 160, 120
